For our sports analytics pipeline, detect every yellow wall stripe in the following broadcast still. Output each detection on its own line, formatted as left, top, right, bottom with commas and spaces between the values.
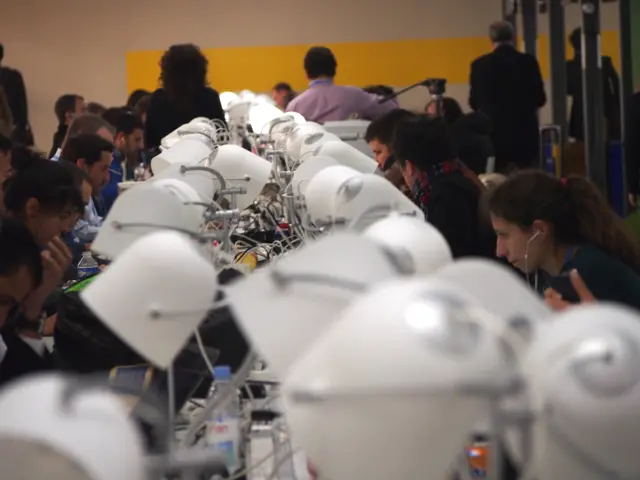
126, 31, 620, 94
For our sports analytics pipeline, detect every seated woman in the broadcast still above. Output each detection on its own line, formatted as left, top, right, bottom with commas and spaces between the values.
426, 96, 494, 175
0, 158, 82, 384
391, 114, 495, 258
488, 170, 640, 310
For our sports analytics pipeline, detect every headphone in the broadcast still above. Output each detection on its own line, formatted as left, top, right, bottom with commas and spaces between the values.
529, 230, 541, 243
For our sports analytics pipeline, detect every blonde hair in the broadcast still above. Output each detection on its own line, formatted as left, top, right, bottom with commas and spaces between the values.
479, 173, 507, 190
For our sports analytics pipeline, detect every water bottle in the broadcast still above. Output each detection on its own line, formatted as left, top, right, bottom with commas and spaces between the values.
134, 162, 146, 181
77, 251, 99, 279
206, 366, 241, 474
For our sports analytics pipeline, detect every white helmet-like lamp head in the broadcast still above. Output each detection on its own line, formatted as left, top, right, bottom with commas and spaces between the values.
310, 139, 378, 173
364, 213, 452, 275
219, 91, 241, 111
285, 123, 328, 162
83, 231, 218, 369
290, 155, 341, 197
92, 179, 205, 260
0, 374, 145, 480
152, 132, 217, 176
283, 278, 514, 480
305, 168, 422, 230
522, 304, 640, 480
225, 233, 404, 377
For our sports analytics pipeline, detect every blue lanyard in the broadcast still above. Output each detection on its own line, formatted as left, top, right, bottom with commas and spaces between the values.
309, 79, 333, 87
563, 246, 577, 269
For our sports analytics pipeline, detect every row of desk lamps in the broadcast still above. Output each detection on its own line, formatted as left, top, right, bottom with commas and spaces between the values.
0, 91, 637, 480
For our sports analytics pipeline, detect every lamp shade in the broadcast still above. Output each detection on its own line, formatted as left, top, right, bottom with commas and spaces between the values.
283, 278, 511, 480
522, 304, 640, 480
311, 140, 378, 173
152, 134, 215, 176
225, 233, 402, 377
226, 101, 252, 124
298, 131, 341, 160
92, 180, 204, 260
303, 165, 360, 225
249, 103, 288, 134
306, 171, 422, 229
83, 231, 218, 369
290, 155, 340, 197
220, 91, 241, 110
151, 162, 218, 203
0, 374, 145, 480
285, 123, 327, 161
322, 119, 375, 158
209, 145, 272, 211
364, 213, 452, 275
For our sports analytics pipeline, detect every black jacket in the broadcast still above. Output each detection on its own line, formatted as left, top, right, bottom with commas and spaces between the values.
469, 45, 546, 171
0, 329, 53, 386
0, 66, 29, 131
451, 113, 494, 174
566, 55, 620, 141
426, 171, 495, 259
144, 87, 226, 149
49, 124, 67, 158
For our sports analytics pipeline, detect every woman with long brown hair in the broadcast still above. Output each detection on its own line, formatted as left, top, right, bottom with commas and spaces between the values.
143, 44, 226, 149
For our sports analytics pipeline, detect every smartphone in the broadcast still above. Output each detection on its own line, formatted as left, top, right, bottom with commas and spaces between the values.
466, 441, 489, 478
548, 273, 581, 303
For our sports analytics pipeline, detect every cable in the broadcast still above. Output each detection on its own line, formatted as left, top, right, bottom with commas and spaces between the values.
194, 328, 214, 375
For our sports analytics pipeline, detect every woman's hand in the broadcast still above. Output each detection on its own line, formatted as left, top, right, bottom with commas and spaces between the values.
544, 269, 595, 311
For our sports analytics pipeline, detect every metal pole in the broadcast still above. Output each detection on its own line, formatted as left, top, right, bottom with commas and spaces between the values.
619, 0, 633, 214
580, 0, 607, 194
503, 0, 518, 40
521, 0, 538, 57
548, 0, 568, 145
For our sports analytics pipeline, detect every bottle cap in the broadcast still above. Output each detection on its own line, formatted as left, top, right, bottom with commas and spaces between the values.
214, 365, 232, 381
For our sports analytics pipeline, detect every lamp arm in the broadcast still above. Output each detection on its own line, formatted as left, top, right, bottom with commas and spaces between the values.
269, 269, 367, 293
110, 221, 203, 242
180, 164, 227, 192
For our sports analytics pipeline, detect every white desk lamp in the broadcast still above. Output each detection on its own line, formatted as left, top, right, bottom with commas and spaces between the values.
363, 213, 452, 275
297, 131, 341, 162
83, 231, 218, 369
239, 90, 256, 101
150, 162, 218, 203
291, 155, 340, 197
92, 179, 204, 260
226, 100, 253, 126
522, 304, 640, 480
282, 277, 514, 480
305, 169, 422, 230
303, 164, 360, 226
310, 139, 378, 173
285, 123, 328, 162
219, 91, 241, 111
224, 233, 403, 377
160, 117, 224, 150
248, 103, 289, 134
0, 374, 145, 480
208, 144, 272, 211
152, 133, 216, 176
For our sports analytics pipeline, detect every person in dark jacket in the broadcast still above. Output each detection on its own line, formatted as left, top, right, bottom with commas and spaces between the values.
49, 94, 85, 158
468, 21, 546, 172
566, 28, 620, 142
426, 97, 494, 174
144, 44, 226, 149
0, 43, 33, 146
391, 114, 495, 258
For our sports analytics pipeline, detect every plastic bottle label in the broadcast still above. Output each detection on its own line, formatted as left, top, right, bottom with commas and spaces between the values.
77, 266, 99, 279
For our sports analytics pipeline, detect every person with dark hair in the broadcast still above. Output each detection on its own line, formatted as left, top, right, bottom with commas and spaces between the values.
566, 27, 620, 142
101, 106, 127, 129
488, 171, 640, 310
134, 95, 151, 125
63, 134, 114, 243
102, 111, 145, 212
469, 21, 546, 172
286, 46, 396, 123
49, 94, 85, 158
86, 102, 106, 116
272, 82, 296, 110
127, 89, 151, 110
391, 115, 494, 258
0, 43, 33, 146
426, 96, 494, 175
54, 113, 114, 162
144, 44, 226, 149
365, 109, 416, 171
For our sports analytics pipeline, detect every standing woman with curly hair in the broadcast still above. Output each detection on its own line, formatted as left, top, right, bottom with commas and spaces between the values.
144, 44, 226, 149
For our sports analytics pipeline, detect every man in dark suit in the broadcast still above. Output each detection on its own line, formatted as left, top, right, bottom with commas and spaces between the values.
566, 28, 620, 142
0, 43, 33, 146
469, 21, 546, 172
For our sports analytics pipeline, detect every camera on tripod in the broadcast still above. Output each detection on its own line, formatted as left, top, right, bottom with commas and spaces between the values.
424, 78, 447, 97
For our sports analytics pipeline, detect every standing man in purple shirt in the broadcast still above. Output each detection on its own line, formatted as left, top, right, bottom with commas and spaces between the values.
286, 46, 397, 123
